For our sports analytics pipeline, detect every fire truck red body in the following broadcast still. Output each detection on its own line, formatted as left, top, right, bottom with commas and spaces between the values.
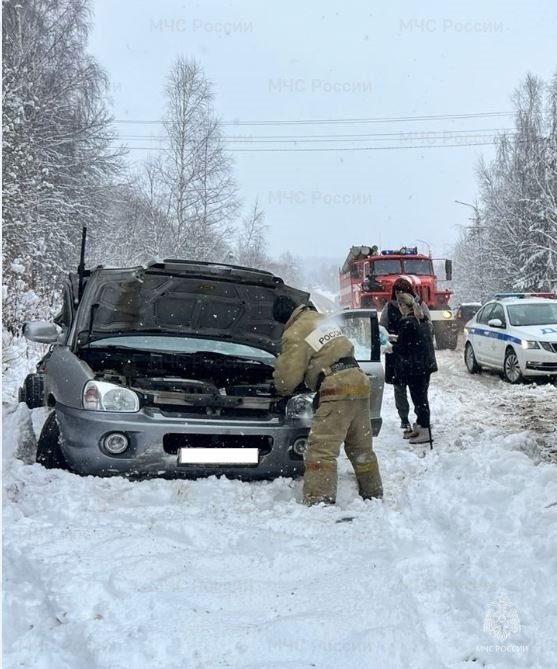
339, 245, 458, 349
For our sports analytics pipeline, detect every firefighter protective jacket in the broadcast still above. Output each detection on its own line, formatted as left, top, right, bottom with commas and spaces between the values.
273, 306, 370, 400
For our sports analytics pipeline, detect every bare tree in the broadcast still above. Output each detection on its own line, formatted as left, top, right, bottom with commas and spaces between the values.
235, 199, 268, 268
269, 251, 303, 288
161, 58, 238, 260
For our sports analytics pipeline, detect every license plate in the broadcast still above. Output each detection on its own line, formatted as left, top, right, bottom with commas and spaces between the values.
177, 448, 259, 465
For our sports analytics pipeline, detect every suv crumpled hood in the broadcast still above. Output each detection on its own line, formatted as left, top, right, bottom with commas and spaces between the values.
75, 262, 310, 353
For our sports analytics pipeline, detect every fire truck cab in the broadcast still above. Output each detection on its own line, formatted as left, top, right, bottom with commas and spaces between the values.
339, 245, 458, 350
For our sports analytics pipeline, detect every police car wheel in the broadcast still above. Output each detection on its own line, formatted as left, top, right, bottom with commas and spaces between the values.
464, 343, 480, 374
503, 348, 522, 384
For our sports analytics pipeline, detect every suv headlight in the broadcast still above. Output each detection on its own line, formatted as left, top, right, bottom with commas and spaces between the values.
521, 340, 540, 349
83, 380, 139, 412
286, 393, 314, 420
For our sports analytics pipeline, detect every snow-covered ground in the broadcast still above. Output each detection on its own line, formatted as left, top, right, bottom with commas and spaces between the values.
3, 348, 557, 669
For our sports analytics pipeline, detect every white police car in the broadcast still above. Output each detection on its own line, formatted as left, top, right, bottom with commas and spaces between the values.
464, 293, 557, 383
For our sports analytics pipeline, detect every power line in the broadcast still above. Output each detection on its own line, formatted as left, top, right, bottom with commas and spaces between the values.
119, 140, 503, 153
115, 134, 511, 146
111, 110, 515, 127
115, 127, 515, 143
223, 111, 516, 126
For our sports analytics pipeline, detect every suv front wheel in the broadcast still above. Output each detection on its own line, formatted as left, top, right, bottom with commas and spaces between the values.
19, 373, 45, 409
36, 412, 71, 470
503, 348, 522, 384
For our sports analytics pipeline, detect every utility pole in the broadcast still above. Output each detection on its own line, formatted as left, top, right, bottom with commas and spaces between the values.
415, 238, 432, 257
455, 200, 486, 302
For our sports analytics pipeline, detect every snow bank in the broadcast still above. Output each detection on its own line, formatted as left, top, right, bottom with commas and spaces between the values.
2, 331, 47, 404
3, 352, 557, 668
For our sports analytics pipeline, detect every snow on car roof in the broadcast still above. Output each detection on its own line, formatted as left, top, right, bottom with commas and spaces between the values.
497, 296, 556, 305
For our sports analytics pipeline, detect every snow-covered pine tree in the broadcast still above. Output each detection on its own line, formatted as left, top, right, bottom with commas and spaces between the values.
453, 72, 557, 299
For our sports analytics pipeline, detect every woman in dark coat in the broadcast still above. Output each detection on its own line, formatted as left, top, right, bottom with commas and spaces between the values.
380, 277, 431, 432
391, 291, 437, 445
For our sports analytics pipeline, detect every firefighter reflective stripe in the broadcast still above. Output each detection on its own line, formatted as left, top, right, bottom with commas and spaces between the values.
319, 385, 369, 398
305, 325, 344, 352
468, 327, 522, 345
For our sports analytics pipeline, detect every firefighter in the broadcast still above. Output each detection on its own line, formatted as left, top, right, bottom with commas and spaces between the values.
272, 296, 383, 505
380, 277, 431, 435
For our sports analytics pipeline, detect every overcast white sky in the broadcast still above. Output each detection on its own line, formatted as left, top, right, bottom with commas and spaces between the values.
89, 0, 556, 261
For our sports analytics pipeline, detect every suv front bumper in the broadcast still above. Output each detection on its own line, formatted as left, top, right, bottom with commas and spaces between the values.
56, 404, 309, 480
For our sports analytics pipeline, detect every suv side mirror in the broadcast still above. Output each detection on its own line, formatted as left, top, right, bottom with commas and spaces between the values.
445, 259, 453, 282
22, 321, 59, 343
487, 318, 503, 329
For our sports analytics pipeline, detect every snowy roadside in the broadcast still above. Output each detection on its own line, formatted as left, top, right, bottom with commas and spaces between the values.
2, 351, 557, 668
2, 332, 48, 405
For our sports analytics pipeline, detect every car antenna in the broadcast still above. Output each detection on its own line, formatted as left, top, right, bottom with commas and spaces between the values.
78, 226, 87, 300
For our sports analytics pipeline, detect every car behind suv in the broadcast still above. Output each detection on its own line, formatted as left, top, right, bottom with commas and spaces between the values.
21, 260, 384, 479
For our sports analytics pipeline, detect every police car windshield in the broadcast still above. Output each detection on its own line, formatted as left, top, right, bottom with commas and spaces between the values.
507, 303, 557, 326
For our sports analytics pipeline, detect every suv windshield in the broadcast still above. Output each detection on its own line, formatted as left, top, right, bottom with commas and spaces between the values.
507, 303, 557, 326
88, 335, 275, 362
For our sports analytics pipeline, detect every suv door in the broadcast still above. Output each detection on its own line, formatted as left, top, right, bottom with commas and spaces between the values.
336, 308, 384, 435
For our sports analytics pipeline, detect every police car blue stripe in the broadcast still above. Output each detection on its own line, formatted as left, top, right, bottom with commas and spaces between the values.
468, 327, 522, 345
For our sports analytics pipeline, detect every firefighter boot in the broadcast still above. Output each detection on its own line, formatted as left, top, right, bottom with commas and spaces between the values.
303, 460, 338, 505
353, 457, 383, 500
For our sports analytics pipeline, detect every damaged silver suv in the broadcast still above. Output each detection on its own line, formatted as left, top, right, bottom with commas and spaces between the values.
21, 259, 384, 479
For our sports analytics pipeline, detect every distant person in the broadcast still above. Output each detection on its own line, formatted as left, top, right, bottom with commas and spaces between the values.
380, 277, 431, 434
272, 295, 383, 505
362, 274, 383, 292
391, 291, 438, 445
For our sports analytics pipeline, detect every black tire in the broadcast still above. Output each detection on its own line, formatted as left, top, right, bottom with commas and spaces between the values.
446, 329, 458, 351
36, 412, 70, 470
360, 295, 374, 308
503, 348, 522, 384
433, 322, 457, 350
19, 374, 45, 409
464, 342, 480, 374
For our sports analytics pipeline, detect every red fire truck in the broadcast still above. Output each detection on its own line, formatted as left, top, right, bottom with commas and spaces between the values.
339, 245, 458, 349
